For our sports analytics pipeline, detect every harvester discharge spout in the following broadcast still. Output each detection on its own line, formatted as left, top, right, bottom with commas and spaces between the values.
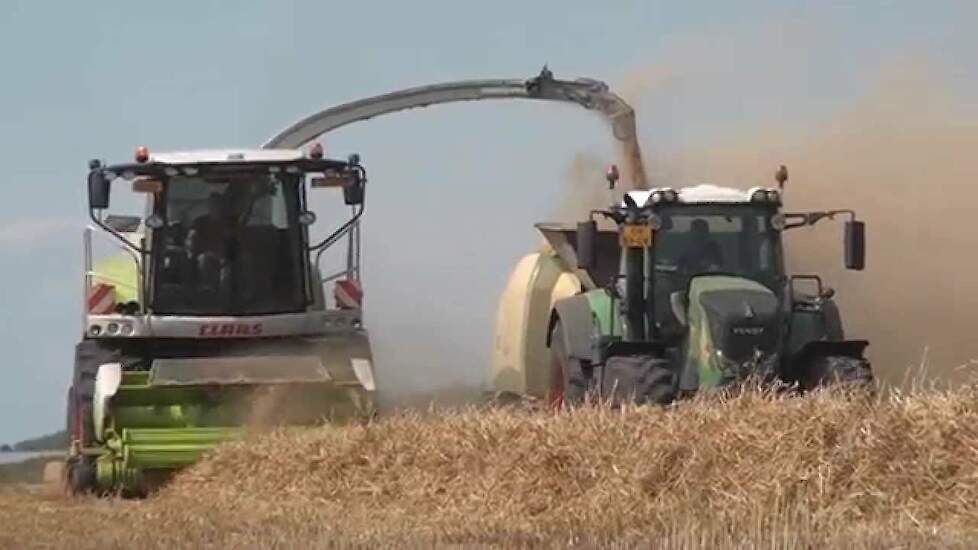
262, 66, 647, 190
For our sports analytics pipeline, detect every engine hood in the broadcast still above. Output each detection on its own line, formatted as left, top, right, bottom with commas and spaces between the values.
683, 275, 781, 389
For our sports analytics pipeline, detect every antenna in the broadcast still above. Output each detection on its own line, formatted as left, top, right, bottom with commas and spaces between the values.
606, 164, 620, 208
775, 165, 788, 192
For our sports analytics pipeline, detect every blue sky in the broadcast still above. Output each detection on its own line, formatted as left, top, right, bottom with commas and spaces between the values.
0, 1, 974, 442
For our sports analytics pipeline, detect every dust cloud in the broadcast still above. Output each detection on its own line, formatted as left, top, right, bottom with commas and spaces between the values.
621, 72, 978, 387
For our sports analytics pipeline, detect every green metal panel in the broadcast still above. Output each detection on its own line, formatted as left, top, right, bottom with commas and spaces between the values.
92, 253, 140, 304
685, 275, 772, 389
95, 427, 241, 490
583, 289, 620, 338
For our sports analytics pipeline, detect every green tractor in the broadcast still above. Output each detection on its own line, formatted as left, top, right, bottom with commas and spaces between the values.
67, 144, 375, 495
491, 166, 872, 406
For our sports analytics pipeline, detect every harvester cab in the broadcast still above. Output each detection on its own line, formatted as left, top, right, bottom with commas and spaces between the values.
492, 166, 874, 406
68, 145, 376, 495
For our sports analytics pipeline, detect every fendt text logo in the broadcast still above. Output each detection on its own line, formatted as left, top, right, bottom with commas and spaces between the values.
732, 327, 765, 336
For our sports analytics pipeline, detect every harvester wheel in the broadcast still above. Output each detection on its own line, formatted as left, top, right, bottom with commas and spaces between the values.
804, 355, 874, 390
70, 341, 121, 447
65, 385, 97, 495
600, 355, 675, 406
548, 320, 591, 408
65, 457, 96, 495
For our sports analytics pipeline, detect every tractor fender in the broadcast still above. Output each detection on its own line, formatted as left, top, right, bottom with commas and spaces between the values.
93, 363, 122, 442
548, 294, 596, 362
795, 339, 869, 364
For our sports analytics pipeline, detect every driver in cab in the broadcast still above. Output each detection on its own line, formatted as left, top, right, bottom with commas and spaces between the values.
185, 192, 234, 276
679, 218, 724, 273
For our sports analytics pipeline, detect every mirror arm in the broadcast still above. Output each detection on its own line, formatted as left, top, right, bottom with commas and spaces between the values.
590, 209, 623, 224
311, 203, 365, 267
88, 208, 145, 255
784, 209, 858, 230
309, 161, 367, 254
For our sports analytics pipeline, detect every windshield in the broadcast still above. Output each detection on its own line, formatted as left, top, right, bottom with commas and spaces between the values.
647, 204, 783, 342
151, 172, 307, 315
652, 204, 784, 286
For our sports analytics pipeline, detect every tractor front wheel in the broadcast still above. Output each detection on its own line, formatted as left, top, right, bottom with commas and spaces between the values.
803, 355, 874, 391
600, 355, 676, 406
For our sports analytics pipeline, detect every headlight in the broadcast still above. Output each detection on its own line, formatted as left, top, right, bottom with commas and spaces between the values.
662, 189, 678, 202
106, 323, 119, 335
650, 191, 664, 203
751, 189, 769, 202
146, 215, 165, 229
767, 189, 781, 203
648, 214, 663, 230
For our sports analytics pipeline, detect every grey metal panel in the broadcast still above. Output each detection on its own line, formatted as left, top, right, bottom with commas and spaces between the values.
535, 223, 621, 291
551, 294, 596, 361
149, 355, 331, 386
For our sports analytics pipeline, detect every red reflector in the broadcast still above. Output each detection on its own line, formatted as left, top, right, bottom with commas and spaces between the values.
308, 142, 324, 159
135, 146, 150, 163
88, 284, 117, 314
334, 280, 362, 309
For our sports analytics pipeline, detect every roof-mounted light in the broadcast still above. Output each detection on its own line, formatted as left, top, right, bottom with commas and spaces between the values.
135, 146, 150, 163
648, 213, 663, 230
750, 188, 782, 204
308, 142, 324, 159
647, 188, 678, 205
606, 164, 620, 189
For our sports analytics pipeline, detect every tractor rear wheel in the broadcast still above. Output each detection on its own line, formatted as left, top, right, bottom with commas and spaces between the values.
600, 355, 676, 406
548, 320, 591, 407
803, 355, 874, 390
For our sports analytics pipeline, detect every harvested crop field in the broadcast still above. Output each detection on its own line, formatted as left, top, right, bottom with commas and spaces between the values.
3, 386, 978, 549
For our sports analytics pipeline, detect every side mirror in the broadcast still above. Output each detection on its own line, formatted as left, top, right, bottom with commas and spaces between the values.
844, 220, 865, 270
576, 220, 597, 269
343, 178, 365, 206
104, 215, 141, 232
88, 170, 110, 210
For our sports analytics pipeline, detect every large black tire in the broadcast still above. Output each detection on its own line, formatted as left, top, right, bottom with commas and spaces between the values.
600, 355, 676, 406
66, 340, 120, 494
548, 320, 592, 407
70, 341, 120, 446
802, 355, 874, 390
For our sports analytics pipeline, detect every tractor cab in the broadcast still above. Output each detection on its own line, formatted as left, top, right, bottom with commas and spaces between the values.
533, 165, 873, 405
